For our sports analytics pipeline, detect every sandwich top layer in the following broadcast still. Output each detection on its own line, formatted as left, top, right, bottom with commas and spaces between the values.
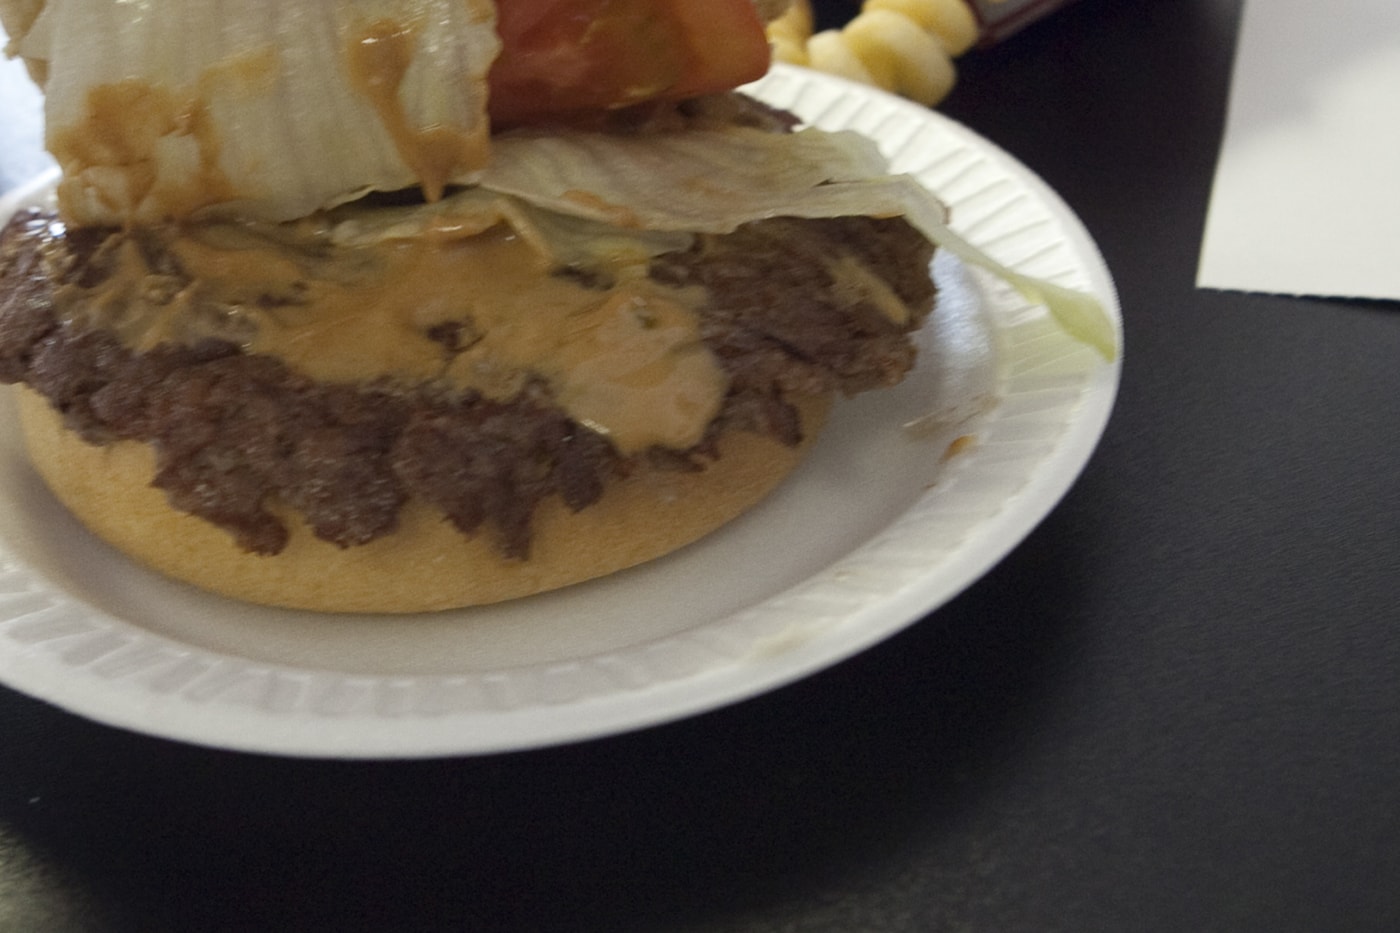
0, 0, 777, 226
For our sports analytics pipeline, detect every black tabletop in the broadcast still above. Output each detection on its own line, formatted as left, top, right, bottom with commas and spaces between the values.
3, 1, 1399, 930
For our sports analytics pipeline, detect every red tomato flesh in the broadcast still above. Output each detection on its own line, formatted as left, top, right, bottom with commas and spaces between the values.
488, 0, 772, 125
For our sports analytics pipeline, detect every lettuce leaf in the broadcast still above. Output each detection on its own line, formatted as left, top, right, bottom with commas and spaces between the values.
16, 0, 499, 225
480, 123, 1118, 361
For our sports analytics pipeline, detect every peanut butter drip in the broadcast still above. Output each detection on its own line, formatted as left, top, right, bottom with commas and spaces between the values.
826, 254, 911, 325
49, 78, 239, 224
47, 46, 282, 224
346, 18, 491, 202
56, 222, 728, 456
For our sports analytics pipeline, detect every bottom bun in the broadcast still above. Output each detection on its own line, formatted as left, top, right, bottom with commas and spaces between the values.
16, 387, 830, 613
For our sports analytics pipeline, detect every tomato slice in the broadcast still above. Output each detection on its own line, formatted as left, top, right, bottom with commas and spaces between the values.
488, 0, 771, 125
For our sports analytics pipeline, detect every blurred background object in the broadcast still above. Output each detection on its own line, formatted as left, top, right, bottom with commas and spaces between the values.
0, 20, 52, 193
771, 0, 1079, 105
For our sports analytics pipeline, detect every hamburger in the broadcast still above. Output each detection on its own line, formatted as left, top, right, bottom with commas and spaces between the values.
0, 0, 1107, 613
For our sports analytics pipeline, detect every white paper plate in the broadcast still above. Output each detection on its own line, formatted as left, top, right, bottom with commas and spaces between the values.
0, 67, 1120, 758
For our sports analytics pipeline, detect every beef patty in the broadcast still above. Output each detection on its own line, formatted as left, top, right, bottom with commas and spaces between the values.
0, 207, 934, 559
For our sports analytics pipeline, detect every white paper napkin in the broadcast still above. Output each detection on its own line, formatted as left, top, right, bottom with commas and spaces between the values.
1197, 0, 1400, 301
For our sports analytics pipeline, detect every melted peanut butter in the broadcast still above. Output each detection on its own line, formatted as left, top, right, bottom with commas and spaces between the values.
442, 253, 725, 451
62, 221, 728, 455
49, 79, 239, 224
346, 18, 491, 202
48, 45, 281, 224
826, 254, 911, 325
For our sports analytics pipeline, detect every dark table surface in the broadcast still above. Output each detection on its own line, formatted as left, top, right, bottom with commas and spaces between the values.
2, 1, 1399, 930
